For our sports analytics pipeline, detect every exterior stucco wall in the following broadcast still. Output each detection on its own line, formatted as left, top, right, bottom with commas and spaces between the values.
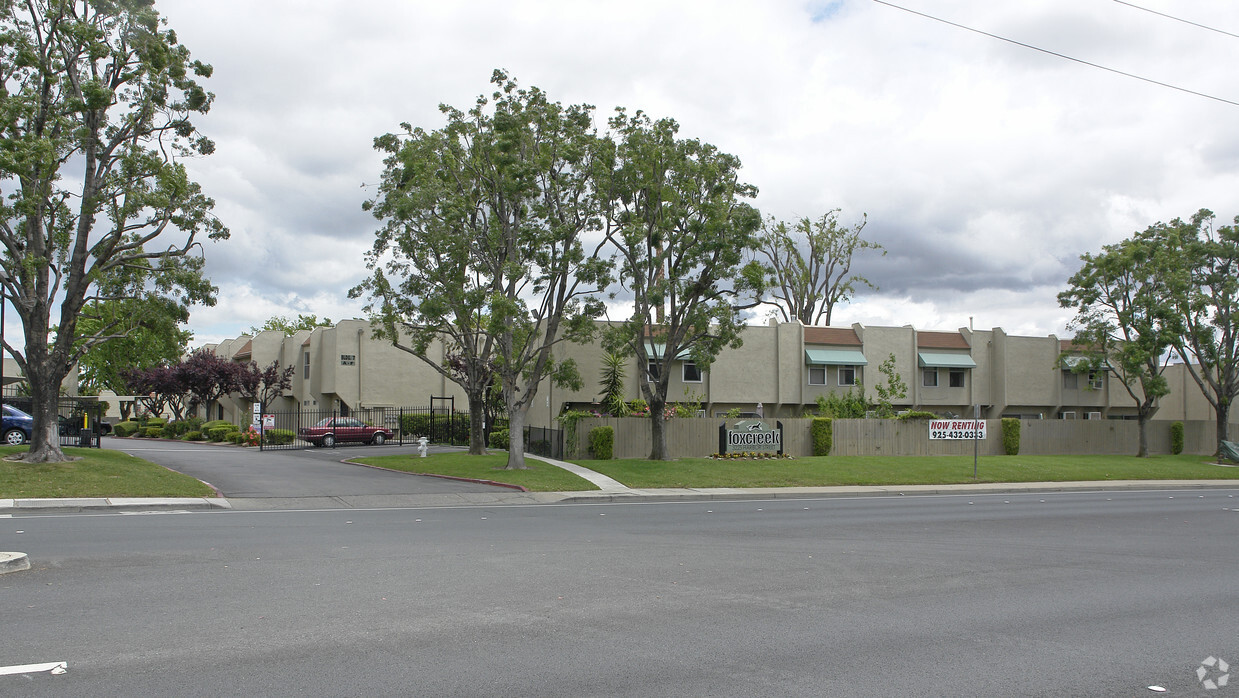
192, 319, 1230, 432
856, 325, 915, 409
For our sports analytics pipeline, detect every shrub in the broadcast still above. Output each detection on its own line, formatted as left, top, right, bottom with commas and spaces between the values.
113, 421, 139, 437
263, 428, 295, 445
815, 386, 866, 419
398, 412, 472, 445
145, 417, 167, 428
489, 428, 509, 450
185, 431, 204, 441
896, 410, 937, 421
143, 426, 164, 438
811, 417, 833, 456
588, 426, 614, 460
1001, 418, 1020, 456
207, 425, 236, 442
1170, 421, 1185, 455
202, 419, 232, 432
160, 425, 176, 439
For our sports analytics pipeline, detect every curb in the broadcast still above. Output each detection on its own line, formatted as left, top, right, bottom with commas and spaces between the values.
0, 497, 232, 514
554, 481, 1239, 503
0, 551, 31, 574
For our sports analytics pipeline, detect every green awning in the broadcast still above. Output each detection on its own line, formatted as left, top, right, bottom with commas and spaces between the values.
644, 342, 691, 360
805, 349, 868, 366
918, 352, 977, 368
1061, 355, 1087, 369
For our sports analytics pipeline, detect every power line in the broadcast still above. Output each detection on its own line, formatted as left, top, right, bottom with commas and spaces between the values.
871, 0, 1239, 108
1112, 1, 1239, 40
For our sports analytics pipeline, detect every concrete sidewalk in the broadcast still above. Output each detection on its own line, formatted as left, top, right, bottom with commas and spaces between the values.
3, 480, 1238, 514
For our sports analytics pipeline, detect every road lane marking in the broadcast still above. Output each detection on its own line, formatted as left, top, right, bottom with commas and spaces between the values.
0, 661, 66, 676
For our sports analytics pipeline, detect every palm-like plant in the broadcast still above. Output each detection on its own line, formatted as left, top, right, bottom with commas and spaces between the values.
599, 351, 628, 416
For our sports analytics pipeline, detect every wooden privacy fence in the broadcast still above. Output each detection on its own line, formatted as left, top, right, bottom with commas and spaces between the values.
571, 417, 1235, 459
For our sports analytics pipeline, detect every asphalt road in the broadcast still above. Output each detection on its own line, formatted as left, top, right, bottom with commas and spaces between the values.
102, 439, 506, 499
4, 488, 1238, 696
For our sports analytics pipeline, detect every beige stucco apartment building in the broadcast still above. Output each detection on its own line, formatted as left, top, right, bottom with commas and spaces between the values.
198, 319, 1220, 430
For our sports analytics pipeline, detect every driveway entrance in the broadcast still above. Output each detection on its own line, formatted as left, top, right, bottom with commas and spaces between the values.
104, 440, 510, 501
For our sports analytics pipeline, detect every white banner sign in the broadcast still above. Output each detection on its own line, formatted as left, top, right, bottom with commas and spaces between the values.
929, 419, 987, 440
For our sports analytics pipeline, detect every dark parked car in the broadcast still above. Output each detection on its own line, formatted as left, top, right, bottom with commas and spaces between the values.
299, 417, 393, 448
3, 404, 33, 445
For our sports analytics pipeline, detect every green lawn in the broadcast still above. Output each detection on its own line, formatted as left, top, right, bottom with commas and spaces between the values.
0, 446, 216, 498
571, 454, 1239, 489
352, 451, 600, 492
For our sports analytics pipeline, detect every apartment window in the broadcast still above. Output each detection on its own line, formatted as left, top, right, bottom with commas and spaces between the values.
949, 369, 966, 388
1088, 371, 1104, 390
303, 351, 310, 379
1063, 371, 1079, 390
682, 361, 702, 383
647, 360, 660, 382
838, 365, 857, 387
1060, 411, 1077, 420
922, 368, 939, 387
808, 366, 826, 385
340, 354, 356, 366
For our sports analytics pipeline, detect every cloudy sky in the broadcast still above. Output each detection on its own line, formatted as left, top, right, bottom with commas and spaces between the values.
148, 0, 1239, 346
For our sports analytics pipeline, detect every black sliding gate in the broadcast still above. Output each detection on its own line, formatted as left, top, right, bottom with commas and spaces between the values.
258, 404, 470, 451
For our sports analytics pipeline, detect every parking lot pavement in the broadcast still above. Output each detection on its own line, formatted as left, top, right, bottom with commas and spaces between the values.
103, 439, 511, 499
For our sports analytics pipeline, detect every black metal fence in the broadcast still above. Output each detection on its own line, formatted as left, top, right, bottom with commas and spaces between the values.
524, 425, 563, 460
254, 405, 563, 458
2, 395, 105, 448
258, 405, 473, 451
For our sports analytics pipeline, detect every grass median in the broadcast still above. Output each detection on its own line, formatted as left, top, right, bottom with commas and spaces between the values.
571, 453, 1239, 489
0, 446, 216, 499
352, 451, 600, 492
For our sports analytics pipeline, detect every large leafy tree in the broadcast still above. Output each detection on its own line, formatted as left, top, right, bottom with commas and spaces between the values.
1158, 210, 1239, 456
597, 110, 762, 460
179, 349, 240, 419
0, 0, 226, 462
236, 360, 294, 414
753, 210, 883, 326
121, 362, 187, 421
73, 297, 192, 411
1058, 230, 1178, 457
355, 71, 610, 467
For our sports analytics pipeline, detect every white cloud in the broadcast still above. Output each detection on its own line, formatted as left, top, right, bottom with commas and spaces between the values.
145, 0, 1239, 345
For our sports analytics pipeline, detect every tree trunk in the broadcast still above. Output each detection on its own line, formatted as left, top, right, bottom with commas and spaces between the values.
22, 359, 68, 463
648, 396, 668, 460
468, 391, 486, 455
1136, 411, 1150, 458
505, 407, 528, 469
1216, 396, 1231, 458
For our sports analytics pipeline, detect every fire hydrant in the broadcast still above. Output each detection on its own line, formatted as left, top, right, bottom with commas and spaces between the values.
417, 436, 429, 458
